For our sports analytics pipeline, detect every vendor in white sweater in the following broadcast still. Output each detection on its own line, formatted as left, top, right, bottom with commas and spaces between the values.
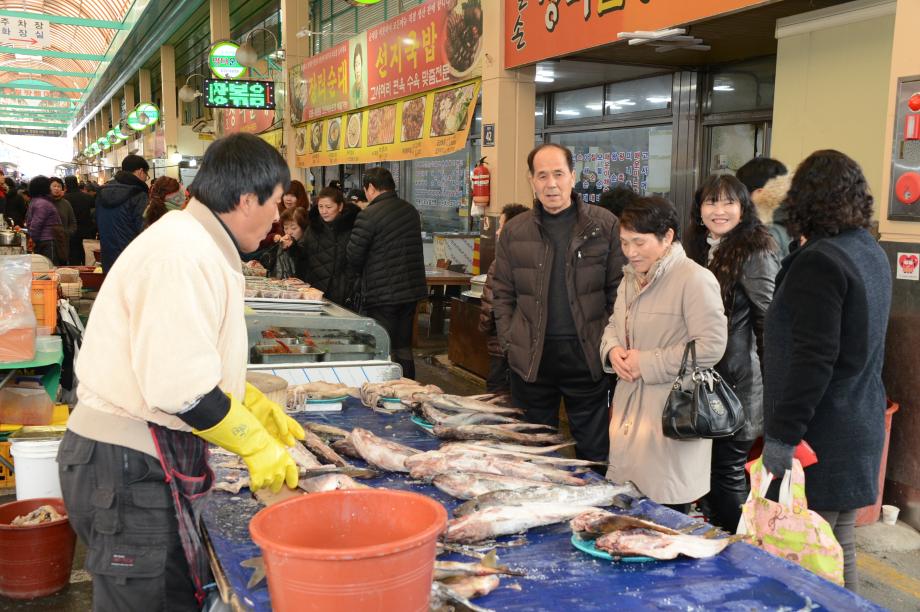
56, 133, 305, 611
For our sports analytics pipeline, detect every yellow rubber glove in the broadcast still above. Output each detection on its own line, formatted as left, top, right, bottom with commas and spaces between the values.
194, 398, 298, 492
243, 382, 305, 447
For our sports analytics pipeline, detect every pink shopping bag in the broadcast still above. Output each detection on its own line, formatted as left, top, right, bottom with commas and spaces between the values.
738, 458, 844, 586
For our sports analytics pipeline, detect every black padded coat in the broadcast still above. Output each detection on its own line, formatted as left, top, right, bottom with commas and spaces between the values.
304, 203, 359, 306
345, 191, 427, 308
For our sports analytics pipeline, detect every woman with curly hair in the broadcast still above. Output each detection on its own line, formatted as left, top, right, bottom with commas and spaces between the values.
143, 176, 183, 228
761, 150, 891, 591
686, 174, 780, 532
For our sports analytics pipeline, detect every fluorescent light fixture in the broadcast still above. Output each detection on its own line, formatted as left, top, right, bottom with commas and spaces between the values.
646, 96, 671, 104
611, 99, 636, 106
556, 109, 580, 116
189, 159, 197, 167
713, 85, 734, 92
14, 54, 37, 61
535, 75, 555, 83
585, 103, 602, 111
535, 111, 544, 116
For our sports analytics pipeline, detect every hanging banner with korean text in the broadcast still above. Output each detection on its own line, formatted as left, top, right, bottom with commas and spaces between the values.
291, 0, 483, 124
295, 79, 479, 168
504, 0, 768, 69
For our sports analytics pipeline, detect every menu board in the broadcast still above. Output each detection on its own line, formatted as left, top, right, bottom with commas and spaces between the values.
295, 80, 479, 168
291, 0, 483, 123
572, 149, 650, 204
412, 157, 466, 208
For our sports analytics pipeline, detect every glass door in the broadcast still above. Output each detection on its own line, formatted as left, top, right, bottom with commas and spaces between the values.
705, 121, 770, 175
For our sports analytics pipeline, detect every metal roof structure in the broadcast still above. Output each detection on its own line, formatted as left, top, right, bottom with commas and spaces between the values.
0, 0, 140, 134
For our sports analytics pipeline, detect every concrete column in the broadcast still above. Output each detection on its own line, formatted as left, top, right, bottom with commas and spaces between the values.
281, 0, 311, 178
210, 0, 231, 42
478, 0, 536, 270
138, 69, 152, 103
161, 44, 180, 179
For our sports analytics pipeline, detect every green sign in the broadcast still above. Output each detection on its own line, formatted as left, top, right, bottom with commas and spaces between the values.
203, 78, 275, 110
97, 136, 111, 150
126, 102, 159, 131
209, 41, 248, 80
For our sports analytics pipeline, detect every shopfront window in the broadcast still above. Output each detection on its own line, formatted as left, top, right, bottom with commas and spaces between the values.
553, 86, 604, 122
604, 75, 672, 116
706, 56, 776, 114
535, 95, 545, 132
550, 125, 673, 203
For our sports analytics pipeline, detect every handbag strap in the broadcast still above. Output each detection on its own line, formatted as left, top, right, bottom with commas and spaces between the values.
677, 340, 699, 378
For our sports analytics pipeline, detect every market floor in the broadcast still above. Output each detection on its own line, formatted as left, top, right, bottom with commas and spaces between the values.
2, 351, 919, 611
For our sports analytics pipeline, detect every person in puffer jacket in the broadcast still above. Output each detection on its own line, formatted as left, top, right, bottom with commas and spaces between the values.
736, 157, 793, 259
346, 167, 426, 378
304, 187, 359, 305
95, 155, 150, 272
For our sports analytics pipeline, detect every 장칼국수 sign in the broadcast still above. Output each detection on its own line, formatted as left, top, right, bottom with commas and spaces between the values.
204, 79, 275, 110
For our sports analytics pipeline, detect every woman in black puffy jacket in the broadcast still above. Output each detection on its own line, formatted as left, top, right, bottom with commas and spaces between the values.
686, 174, 780, 532
304, 187, 360, 305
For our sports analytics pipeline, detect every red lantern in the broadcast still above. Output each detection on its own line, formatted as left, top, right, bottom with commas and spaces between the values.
471, 157, 490, 206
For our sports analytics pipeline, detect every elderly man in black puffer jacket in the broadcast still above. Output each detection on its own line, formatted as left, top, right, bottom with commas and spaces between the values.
492, 144, 626, 464
346, 167, 426, 378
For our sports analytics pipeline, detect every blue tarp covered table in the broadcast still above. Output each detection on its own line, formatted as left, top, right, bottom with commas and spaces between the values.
200, 398, 883, 611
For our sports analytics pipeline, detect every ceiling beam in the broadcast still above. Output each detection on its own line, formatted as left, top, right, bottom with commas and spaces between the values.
0, 119, 71, 127
1, 109, 75, 116
0, 104, 75, 112
0, 10, 130, 30
0, 93, 77, 103
2, 66, 94, 78
0, 46, 109, 62
0, 84, 86, 93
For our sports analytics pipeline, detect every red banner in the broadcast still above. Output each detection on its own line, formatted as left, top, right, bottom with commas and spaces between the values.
222, 108, 275, 135
294, 0, 483, 124
504, 0, 769, 69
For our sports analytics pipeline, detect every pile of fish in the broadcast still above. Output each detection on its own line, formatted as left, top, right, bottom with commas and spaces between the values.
360, 379, 444, 413
570, 509, 733, 560
430, 551, 523, 612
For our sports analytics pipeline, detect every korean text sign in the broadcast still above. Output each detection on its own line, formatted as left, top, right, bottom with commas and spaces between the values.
204, 79, 275, 110
295, 0, 482, 123
504, 0, 768, 69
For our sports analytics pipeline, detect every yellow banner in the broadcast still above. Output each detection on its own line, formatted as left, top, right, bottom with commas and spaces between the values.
295, 79, 480, 168
258, 128, 283, 150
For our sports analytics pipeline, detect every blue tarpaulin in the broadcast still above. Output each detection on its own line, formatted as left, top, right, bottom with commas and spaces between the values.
199, 398, 883, 611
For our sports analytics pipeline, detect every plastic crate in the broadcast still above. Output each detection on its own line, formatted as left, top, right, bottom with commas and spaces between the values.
30, 272, 59, 331
0, 440, 13, 490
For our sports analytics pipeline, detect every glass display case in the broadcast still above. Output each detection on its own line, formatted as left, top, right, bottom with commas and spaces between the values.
244, 301, 390, 365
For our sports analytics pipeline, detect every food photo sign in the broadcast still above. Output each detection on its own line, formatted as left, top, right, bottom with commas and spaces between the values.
295, 79, 480, 168
291, 0, 482, 124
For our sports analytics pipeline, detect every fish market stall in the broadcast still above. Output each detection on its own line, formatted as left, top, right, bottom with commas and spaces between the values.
200, 388, 882, 611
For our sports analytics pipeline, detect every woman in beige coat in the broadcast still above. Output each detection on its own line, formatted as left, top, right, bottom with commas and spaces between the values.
600, 197, 727, 511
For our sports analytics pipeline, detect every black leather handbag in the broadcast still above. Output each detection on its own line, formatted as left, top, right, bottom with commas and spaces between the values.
662, 340, 745, 440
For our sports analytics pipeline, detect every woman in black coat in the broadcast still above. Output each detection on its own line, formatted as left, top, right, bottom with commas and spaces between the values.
687, 174, 779, 532
762, 150, 891, 591
304, 187, 359, 305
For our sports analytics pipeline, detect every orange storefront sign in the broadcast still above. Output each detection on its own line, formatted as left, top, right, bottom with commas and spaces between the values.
504, 0, 769, 69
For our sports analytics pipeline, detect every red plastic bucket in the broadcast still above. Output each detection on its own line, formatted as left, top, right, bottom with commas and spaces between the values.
250, 489, 447, 612
856, 400, 900, 526
0, 497, 76, 599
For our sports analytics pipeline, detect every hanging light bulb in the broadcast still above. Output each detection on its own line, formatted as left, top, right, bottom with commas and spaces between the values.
178, 74, 205, 103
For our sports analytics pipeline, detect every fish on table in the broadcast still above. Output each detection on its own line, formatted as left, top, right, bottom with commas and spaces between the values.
446, 503, 601, 544
433, 472, 561, 500
423, 394, 524, 416
405, 450, 587, 486
360, 379, 444, 411
430, 581, 495, 612
453, 481, 643, 517
418, 403, 521, 427
350, 427, 423, 472
594, 528, 734, 560
439, 442, 605, 468
433, 551, 524, 581
432, 424, 569, 446
570, 509, 682, 537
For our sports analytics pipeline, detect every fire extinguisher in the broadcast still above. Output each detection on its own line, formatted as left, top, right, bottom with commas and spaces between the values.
471, 157, 490, 216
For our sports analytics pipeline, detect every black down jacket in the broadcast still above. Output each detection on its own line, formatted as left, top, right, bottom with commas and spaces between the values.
95, 171, 148, 272
491, 197, 625, 382
714, 250, 780, 441
304, 203, 360, 305
346, 191, 427, 308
